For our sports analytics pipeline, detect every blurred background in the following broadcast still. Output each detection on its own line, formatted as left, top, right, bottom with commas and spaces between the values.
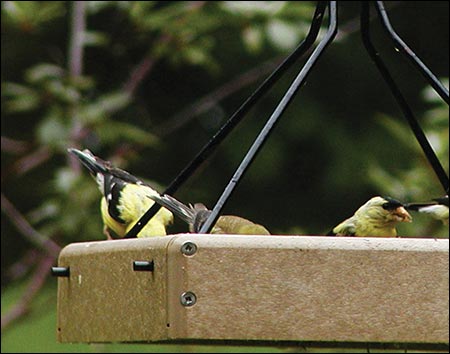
1, 1, 448, 352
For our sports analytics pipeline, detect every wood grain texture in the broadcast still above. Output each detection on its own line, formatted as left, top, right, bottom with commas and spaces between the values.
56, 235, 449, 345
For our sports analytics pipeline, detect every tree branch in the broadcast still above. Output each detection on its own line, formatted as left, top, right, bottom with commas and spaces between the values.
122, 2, 207, 96
1, 136, 30, 154
155, 56, 283, 136
1, 194, 61, 258
154, 1, 404, 137
123, 56, 157, 96
122, 34, 171, 96
68, 1, 87, 77
10, 146, 51, 176
1, 255, 55, 332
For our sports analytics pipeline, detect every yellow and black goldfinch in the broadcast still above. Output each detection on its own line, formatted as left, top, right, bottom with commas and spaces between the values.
68, 148, 173, 239
148, 193, 271, 235
327, 196, 412, 237
405, 195, 449, 225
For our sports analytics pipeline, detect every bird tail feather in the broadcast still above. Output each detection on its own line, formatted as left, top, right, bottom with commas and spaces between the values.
148, 194, 196, 224
405, 202, 436, 211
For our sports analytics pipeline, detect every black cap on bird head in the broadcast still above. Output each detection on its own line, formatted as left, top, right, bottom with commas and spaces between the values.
381, 196, 412, 222
381, 196, 404, 211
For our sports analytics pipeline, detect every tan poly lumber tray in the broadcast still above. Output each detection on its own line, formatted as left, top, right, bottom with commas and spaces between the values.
56, 235, 449, 348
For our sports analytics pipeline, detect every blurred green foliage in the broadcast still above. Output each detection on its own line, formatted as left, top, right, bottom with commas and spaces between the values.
1, 1, 448, 352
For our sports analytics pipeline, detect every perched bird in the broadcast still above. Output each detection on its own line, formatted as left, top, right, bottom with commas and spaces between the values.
148, 193, 271, 235
327, 196, 412, 237
405, 195, 449, 225
68, 148, 173, 239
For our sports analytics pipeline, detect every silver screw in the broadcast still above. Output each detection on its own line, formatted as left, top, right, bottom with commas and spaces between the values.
180, 241, 197, 256
180, 291, 197, 307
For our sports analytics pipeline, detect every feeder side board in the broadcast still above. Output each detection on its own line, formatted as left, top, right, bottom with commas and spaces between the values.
57, 237, 172, 342
56, 235, 449, 347
166, 236, 449, 343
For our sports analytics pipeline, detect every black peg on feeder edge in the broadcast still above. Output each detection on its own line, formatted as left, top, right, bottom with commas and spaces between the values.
51, 267, 70, 277
133, 260, 154, 272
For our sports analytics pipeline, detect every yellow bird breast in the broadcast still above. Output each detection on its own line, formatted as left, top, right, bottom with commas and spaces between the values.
102, 184, 173, 238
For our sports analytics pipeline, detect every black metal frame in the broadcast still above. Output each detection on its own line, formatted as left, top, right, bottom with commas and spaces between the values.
373, 1, 449, 104
126, 1, 448, 237
125, 1, 328, 238
361, 2, 449, 192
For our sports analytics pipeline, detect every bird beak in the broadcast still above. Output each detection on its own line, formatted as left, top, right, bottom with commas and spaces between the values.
68, 148, 108, 175
393, 206, 412, 222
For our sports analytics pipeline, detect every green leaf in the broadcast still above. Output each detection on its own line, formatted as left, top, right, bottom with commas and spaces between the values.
54, 167, 80, 193
33, 1, 65, 23
82, 30, 110, 47
87, 1, 131, 14
68, 75, 95, 91
27, 200, 60, 224
422, 78, 449, 103
25, 64, 65, 84
221, 1, 286, 17
44, 80, 81, 103
78, 92, 131, 124
182, 45, 210, 65
2, 82, 35, 97
242, 26, 264, 53
2, 1, 65, 28
134, 2, 189, 30
94, 121, 160, 147
375, 113, 417, 151
266, 19, 302, 51
97, 92, 131, 113
36, 115, 69, 148
2, 82, 41, 113
129, 1, 157, 24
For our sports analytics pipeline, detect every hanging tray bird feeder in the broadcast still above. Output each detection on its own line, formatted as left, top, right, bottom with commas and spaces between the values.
53, 2, 449, 350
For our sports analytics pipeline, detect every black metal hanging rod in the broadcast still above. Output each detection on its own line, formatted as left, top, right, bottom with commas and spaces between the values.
127, 1, 448, 237
361, 1, 449, 192
199, 1, 338, 233
125, 1, 328, 238
200, 0, 448, 233
374, 1, 449, 104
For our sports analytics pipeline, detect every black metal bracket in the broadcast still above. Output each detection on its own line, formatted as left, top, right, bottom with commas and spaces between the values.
127, 1, 448, 236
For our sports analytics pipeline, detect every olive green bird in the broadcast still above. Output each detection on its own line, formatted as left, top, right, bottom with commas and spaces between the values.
405, 194, 449, 225
68, 148, 173, 239
327, 196, 412, 237
148, 193, 271, 235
